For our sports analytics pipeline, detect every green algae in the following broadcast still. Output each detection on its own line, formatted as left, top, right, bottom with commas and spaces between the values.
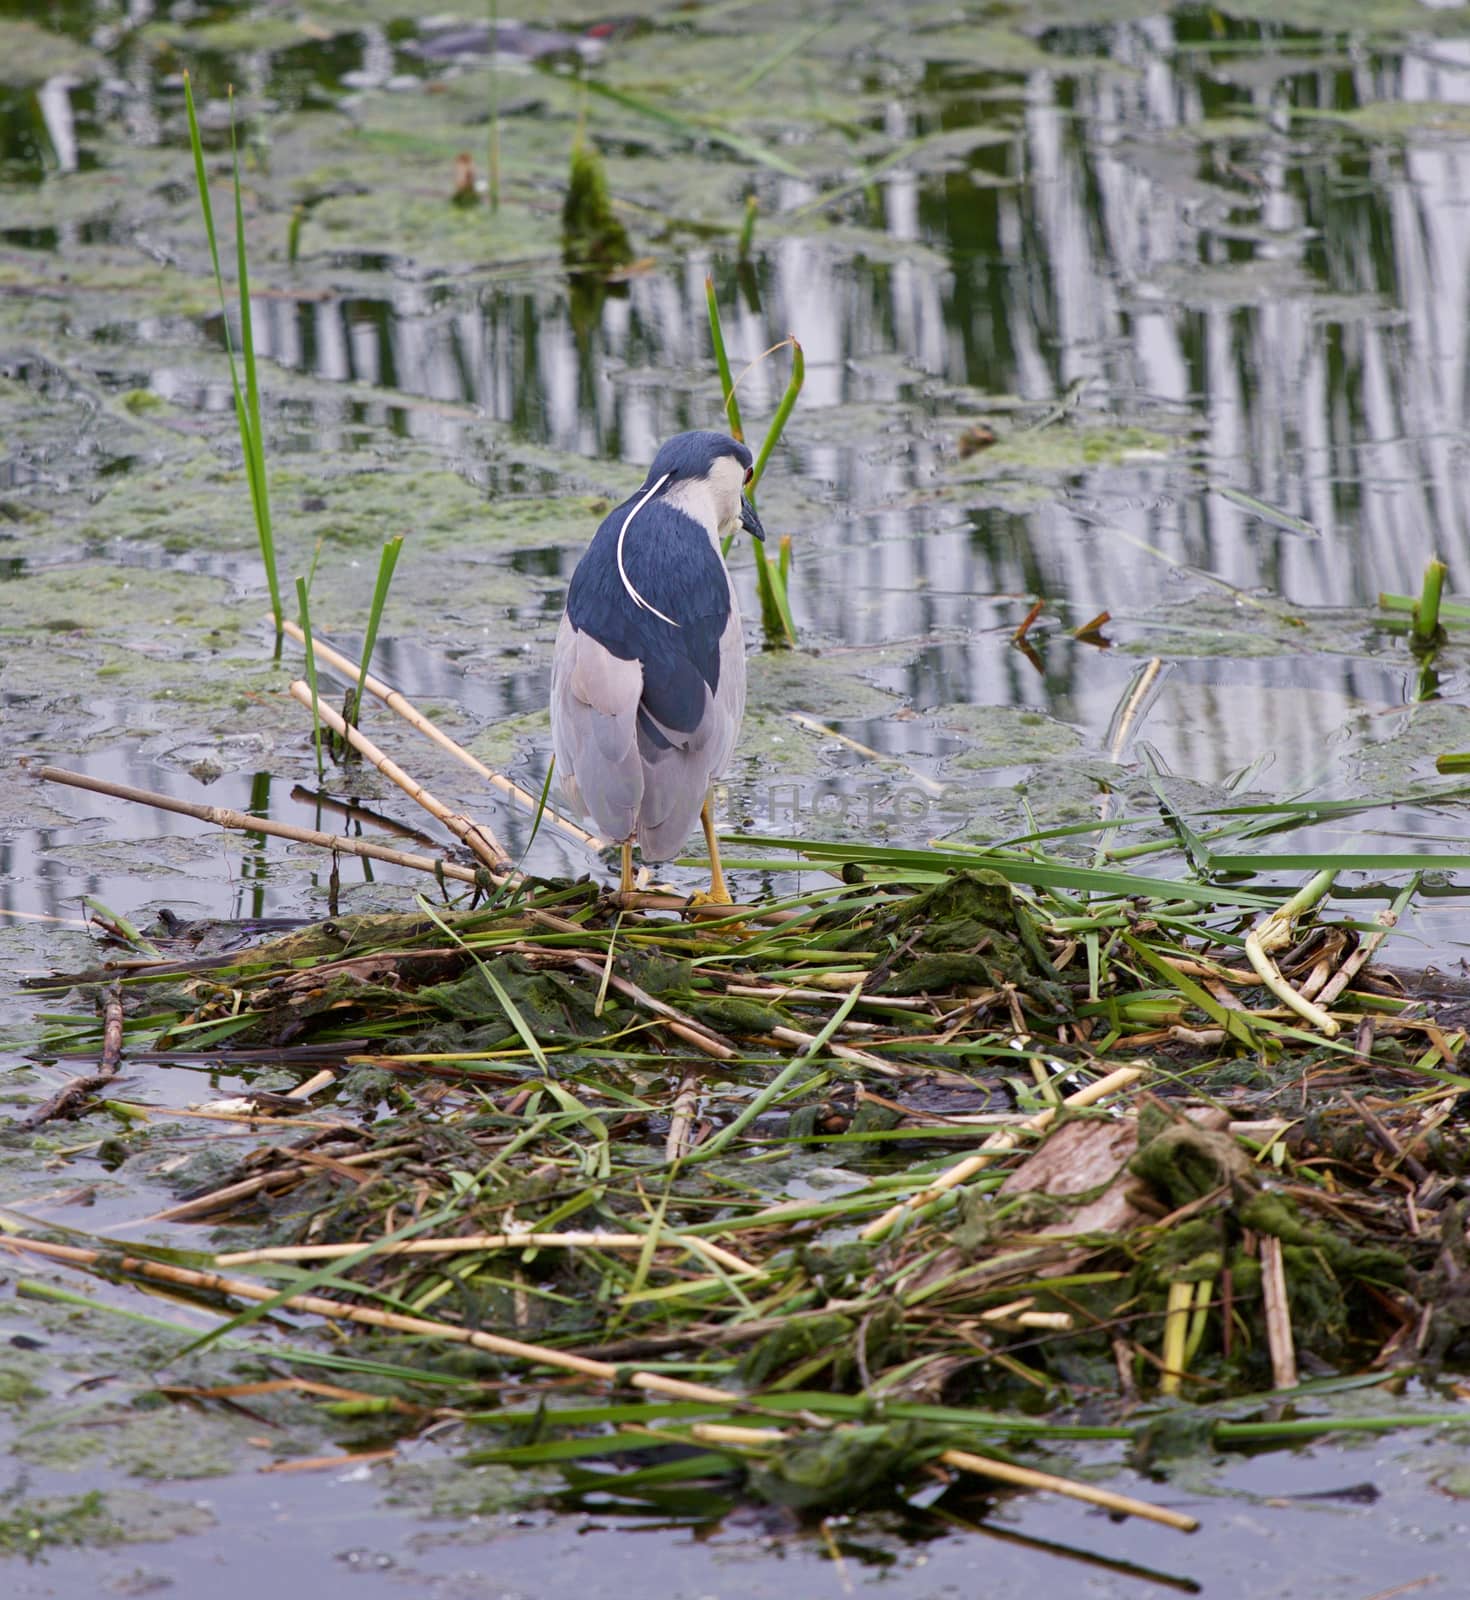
0, 21, 101, 89
937, 704, 1082, 769
951, 422, 1178, 480
0, 1487, 215, 1557
469, 707, 549, 773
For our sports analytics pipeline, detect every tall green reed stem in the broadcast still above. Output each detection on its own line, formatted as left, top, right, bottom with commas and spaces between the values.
295, 576, 325, 783
183, 74, 282, 632
706, 277, 802, 647
348, 536, 404, 732
1412, 556, 1447, 650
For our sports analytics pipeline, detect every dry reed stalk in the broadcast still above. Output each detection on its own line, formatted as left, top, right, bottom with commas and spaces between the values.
288, 683, 510, 871
1315, 905, 1401, 1008
666, 1071, 701, 1160
286, 1069, 339, 1100
108, 1103, 350, 1130
35, 766, 486, 888
144, 1144, 409, 1223
768, 1025, 908, 1080
570, 957, 735, 1059
280, 619, 602, 851
2, 1233, 734, 1405
1259, 1234, 1298, 1389
259, 1449, 398, 1473
216, 1230, 757, 1275
623, 893, 799, 925
937, 1447, 1198, 1533
860, 1064, 1146, 1241
729, 972, 927, 1011
727, 982, 932, 1010
785, 712, 944, 797
143, 1167, 314, 1222
23, 982, 125, 1128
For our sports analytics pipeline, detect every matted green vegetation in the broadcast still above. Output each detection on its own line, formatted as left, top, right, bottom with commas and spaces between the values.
11, 773, 1470, 1533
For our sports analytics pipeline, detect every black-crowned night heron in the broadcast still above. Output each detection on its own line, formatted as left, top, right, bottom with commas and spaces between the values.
551, 430, 766, 902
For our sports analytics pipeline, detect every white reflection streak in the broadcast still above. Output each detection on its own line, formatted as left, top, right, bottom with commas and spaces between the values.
37, 78, 78, 173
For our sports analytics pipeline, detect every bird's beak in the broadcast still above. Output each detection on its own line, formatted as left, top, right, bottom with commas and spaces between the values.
740, 495, 766, 542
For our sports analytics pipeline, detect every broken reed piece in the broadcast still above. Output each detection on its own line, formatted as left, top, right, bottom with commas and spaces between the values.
1259, 1234, 1299, 1390
2, 1232, 733, 1406
214, 1230, 758, 1276
1243, 868, 1341, 1037
280, 619, 603, 852
569, 956, 735, 1059
22, 982, 125, 1128
33, 765, 490, 892
666, 1070, 702, 1160
287, 681, 511, 871
859, 1063, 1147, 1241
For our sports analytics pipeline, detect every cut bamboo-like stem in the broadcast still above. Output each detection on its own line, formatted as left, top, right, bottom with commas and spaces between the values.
2, 1233, 732, 1405
215, 1230, 758, 1276
280, 620, 601, 852
939, 1448, 1198, 1533
860, 1064, 1146, 1241
34, 766, 485, 888
289, 682, 510, 871
1159, 1279, 1192, 1396
666, 1072, 700, 1161
1260, 1235, 1298, 1390
769, 1024, 907, 1080
1315, 899, 1405, 1008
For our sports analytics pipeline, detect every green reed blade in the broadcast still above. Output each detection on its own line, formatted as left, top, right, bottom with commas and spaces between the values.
737, 194, 757, 260
296, 576, 325, 783
705, 276, 744, 441
749, 335, 801, 498
348, 535, 403, 729
182, 74, 282, 632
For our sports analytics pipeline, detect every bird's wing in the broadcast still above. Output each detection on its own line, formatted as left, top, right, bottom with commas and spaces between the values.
549, 613, 644, 842
634, 600, 746, 861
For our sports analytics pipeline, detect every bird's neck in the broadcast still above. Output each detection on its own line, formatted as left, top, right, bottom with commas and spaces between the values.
657, 478, 728, 553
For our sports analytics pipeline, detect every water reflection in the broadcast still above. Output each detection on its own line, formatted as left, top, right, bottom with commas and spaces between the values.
5, 6, 1470, 932
199, 15, 1470, 630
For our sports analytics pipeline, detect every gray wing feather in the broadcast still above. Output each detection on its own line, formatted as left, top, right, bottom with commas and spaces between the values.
550, 615, 644, 842
550, 582, 747, 862
636, 596, 746, 861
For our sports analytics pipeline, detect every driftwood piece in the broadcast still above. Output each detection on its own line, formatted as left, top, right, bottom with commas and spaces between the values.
22, 984, 124, 1128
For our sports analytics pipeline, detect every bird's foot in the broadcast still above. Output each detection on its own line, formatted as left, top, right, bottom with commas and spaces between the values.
683, 881, 744, 926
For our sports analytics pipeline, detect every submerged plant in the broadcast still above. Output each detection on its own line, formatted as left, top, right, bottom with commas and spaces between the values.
562, 136, 633, 274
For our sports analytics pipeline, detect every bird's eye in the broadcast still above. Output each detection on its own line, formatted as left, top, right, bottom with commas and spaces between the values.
743, 467, 753, 485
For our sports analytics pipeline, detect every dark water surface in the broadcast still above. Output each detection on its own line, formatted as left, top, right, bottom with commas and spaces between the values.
5, 1, 1470, 1593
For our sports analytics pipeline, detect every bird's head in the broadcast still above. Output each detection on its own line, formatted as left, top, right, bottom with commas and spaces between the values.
644, 430, 766, 544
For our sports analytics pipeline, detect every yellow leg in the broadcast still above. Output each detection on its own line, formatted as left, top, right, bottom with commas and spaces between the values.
700, 795, 732, 904
619, 840, 635, 896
